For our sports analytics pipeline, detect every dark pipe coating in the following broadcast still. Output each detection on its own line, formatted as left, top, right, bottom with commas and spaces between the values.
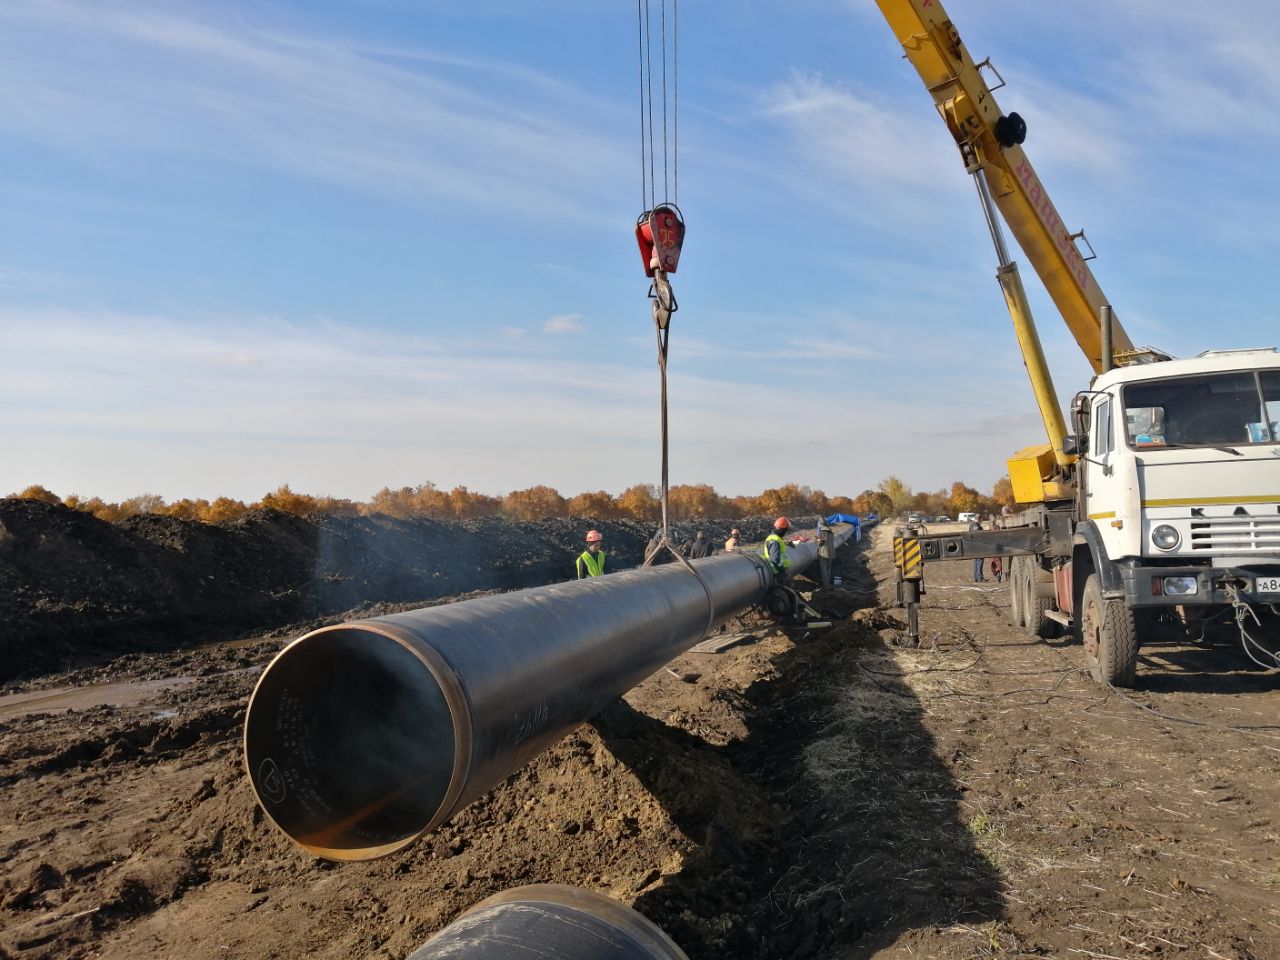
244, 526, 853, 859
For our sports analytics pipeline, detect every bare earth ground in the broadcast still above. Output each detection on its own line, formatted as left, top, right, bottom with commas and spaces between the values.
2, 525, 1279, 959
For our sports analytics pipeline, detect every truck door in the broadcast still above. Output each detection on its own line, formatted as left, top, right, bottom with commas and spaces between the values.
1084, 394, 1125, 557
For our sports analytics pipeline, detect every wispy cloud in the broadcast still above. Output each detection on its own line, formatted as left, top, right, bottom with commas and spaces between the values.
0, 307, 1025, 500
0, 1, 631, 222
543, 313, 585, 334
758, 70, 959, 222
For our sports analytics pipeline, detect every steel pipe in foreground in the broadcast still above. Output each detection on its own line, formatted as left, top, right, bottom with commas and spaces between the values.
405, 884, 688, 960
244, 524, 854, 860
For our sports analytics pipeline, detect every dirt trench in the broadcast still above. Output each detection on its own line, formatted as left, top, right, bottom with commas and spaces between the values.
2, 526, 1278, 959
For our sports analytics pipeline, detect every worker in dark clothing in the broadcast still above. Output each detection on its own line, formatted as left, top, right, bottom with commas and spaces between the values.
576, 529, 606, 578
688, 530, 710, 559
761, 517, 792, 583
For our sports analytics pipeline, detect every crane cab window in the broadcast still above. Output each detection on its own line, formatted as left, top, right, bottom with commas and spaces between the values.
1123, 370, 1280, 449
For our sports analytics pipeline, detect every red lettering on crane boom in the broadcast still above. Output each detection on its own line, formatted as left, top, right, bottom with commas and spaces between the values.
1014, 157, 1089, 287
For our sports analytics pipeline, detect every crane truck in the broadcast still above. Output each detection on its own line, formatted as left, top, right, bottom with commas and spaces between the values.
876, 0, 1280, 685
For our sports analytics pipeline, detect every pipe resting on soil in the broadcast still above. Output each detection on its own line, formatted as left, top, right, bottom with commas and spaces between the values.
243, 525, 853, 859
404, 884, 688, 959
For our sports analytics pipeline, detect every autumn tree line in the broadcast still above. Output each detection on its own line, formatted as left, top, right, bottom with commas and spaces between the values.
9, 476, 1013, 525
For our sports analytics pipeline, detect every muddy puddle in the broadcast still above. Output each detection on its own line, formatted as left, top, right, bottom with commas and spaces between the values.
0, 676, 200, 719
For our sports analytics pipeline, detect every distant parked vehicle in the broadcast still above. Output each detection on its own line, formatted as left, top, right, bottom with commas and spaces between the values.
957, 512, 978, 523
935, 515, 952, 522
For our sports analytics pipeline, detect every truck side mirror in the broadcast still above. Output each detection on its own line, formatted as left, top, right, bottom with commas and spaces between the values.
1062, 434, 1087, 456
1070, 393, 1092, 435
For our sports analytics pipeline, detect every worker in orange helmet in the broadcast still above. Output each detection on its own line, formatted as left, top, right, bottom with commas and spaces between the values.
761, 517, 793, 583
576, 529, 607, 579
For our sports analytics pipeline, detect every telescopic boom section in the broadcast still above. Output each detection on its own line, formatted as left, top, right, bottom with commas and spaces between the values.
874, 0, 1135, 373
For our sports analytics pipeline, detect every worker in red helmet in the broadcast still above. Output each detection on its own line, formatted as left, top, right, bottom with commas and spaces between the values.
724, 528, 741, 552
576, 529, 606, 578
762, 517, 792, 582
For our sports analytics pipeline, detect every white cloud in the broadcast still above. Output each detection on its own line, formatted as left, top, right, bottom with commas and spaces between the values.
0, 307, 1030, 501
543, 313, 585, 334
758, 70, 960, 222
0, 1, 631, 223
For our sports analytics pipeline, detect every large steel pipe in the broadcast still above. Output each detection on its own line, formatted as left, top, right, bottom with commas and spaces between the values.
244, 525, 853, 860
405, 884, 688, 960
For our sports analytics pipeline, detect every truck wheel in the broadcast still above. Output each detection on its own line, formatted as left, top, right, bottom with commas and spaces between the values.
1080, 573, 1138, 687
1026, 570, 1059, 640
1017, 559, 1036, 630
1014, 558, 1057, 639
1009, 557, 1025, 626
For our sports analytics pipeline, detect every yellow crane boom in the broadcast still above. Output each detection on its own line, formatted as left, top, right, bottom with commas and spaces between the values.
874, 0, 1136, 371
874, 0, 1153, 499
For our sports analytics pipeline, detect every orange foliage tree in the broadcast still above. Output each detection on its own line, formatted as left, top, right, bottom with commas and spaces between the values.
11, 475, 1018, 527
409, 482, 451, 519
755, 483, 815, 519
203, 497, 250, 522
991, 475, 1014, 508
667, 483, 724, 519
945, 481, 982, 516
567, 490, 619, 518
165, 498, 210, 520
851, 490, 894, 517
616, 484, 660, 522
369, 486, 415, 519
257, 485, 318, 516
449, 485, 501, 520
15, 484, 62, 505
503, 485, 567, 521
314, 496, 360, 517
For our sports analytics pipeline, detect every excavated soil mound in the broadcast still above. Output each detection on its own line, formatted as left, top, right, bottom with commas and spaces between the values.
0, 498, 807, 684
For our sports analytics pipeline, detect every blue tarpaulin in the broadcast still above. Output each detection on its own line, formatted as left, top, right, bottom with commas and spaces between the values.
824, 513, 861, 527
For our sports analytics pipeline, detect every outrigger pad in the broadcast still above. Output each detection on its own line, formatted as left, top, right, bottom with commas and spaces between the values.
635, 204, 685, 276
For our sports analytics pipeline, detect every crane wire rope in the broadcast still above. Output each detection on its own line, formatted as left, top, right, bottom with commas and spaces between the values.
659, 0, 669, 202
633, 0, 711, 633
636, 0, 679, 211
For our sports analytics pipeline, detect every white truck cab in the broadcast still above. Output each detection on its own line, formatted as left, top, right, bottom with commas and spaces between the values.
1079, 348, 1280, 610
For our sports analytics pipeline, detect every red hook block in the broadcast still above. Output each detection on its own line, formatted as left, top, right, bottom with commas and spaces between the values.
635, 204, 685, 277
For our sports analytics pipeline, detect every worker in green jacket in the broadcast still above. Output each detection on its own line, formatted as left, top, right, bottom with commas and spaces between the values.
762, 517, 792, 583
576, 529, 606, 578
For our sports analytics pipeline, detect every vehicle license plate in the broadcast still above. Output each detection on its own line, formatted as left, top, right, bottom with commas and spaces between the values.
1256, 576, 1280, 594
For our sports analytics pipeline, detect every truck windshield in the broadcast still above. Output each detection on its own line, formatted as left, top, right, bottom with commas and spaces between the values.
1123, 370, 1280, 449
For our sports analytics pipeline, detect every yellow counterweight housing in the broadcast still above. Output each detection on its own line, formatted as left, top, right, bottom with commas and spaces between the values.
1007, 444, 1074, 504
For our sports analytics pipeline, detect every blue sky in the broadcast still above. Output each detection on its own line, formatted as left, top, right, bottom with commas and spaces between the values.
3, 0, 1277, 504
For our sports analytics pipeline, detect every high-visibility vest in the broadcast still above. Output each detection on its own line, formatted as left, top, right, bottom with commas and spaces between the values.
762, 533, 791, 570
576, 549, 606, 578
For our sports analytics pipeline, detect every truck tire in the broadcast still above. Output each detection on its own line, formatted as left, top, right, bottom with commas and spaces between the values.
1009, 556, 1025, 626
1027, 570, 1058, 640
1080, 573, 1138, 687
1013, 557, 1057, 639
1017, 558, 1035, 630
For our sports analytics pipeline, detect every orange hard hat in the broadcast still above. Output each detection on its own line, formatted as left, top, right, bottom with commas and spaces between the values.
773, 517, 790, 530
585, 529, 603, 542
